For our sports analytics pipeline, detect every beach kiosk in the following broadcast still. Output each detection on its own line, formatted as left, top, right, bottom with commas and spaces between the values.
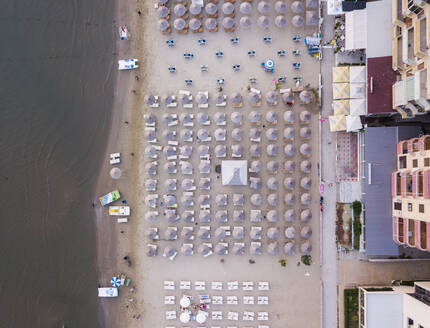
98, 287, 118, 298
99, 190, 121, 206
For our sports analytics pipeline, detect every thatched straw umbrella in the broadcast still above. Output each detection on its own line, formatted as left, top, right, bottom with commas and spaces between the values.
189, 18, 202, 31
267, 177, 279, 190
250, 144, 262, 157
292, 15, 304, 27
250, 193, 262, 206
222, 17, 235, 29
205, 2, 217, 15
284, 193, 296, 206
267, 161, 279, 174
306, 10, 318, 26
300, 143, 312, 156
205, 18, 217, 30
275, 15, 287, 28
257, 15, 269, 29
250, 242, 262, 255
301, 193, 312, 205
215, 210, 228, 223
249, 111, 262, 123
266, 91, 278, 105
233, 210, 245, 223
190, 3, 202, 15
300, 127, 312, 138
181, 244, 193, 256
267, 193, 279, 206
165, 227, 178, 240
214, 112, 226, 124
267, 144, 278, 156
300, 160, 312, 173
232, 128, 244, 141
267, 210, 278, 222
284, 127, 295, 140
222, 2, 235, 15
283, 110, 295, 123
267, 242, 279, 255
301, 176, 312, 190
182, 211, 194, 223
275, 1, 287, 13
250, 160, 262, 173
284, 209, 296, 222
283, 177, 296, 190
301, 209, 312, 222
284, 144, 296, 157
232, 243, 245, 255
257, 1, 270, 14
267, 227, 279, 240
145, 211, 158, 222
198, 243, 211, 255
249, 177, 263, 190
284, 242, 296, 255
146, 244, 158, 257
174, 3, 186, 16
158, 19, 170, 31
199, 210, 211, 223
300, 226, 312, 239
240, 2, 252, 14
291, 1, 303, 13
285, 226, 297, 239
174, 18, 187, 30
300, 241, 312, 254
240, 16, 252, 29
300, 110, 311, 123
145, 161, 157, 175
300, 90, 313, 104
157, 5, 169, 18
284, 160, 296, 173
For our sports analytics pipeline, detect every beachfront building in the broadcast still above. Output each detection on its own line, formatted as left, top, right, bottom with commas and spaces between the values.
392, 0, 430, 118
392, 135, 430, 253
358, 281, 430, 328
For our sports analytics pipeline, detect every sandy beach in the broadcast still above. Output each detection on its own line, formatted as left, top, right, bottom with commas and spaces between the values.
98, 0, 322, 327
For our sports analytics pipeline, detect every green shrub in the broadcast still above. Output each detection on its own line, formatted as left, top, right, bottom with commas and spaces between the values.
344, 289, 359, 328
301, 255, 312, 266
278, 259, 287, 267
352, 201, 362, 217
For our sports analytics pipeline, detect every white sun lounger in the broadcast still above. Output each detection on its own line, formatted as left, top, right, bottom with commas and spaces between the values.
228, 281, 239, 290
195, 281, 206, 290
180, 281, 191, 290
243, 281, 254, 290
258, 312, 269, 321
164, 295, 175, 305
165, 311, 177, 320
258, 282, 270, 291
220, 226, 231, 236
164, 281, 175, 290
258, 296, 269, 305
109, 153, 121, 165
227, 296, 238, 305
244, 296, 254, 305
212, 311, 222, 320
228, 312, 239, 320
212, 296, 223, 305
258, 325, 270, 328
212, 282, 223, 290
243, 312, 255, 321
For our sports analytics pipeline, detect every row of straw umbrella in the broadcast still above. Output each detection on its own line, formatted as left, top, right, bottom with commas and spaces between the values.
147, 225, 312, 241
147, 240, 312, 257
144, 90, 312, 107
145, 207, 313, 223
144, 158, 312, 175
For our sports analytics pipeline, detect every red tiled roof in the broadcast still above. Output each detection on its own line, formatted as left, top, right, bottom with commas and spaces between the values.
367, 56, 397, 114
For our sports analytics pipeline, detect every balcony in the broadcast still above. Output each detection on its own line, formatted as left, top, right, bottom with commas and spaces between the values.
419, 18, 427, 54
408, 27, 416, 62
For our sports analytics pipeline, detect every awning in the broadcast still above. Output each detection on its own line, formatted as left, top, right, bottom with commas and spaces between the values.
222, 160, 248, 186
332, 66, 349, 83
345, 9, 367, 50
327, 0, 344, 15
349, 98, 366, 115
333, 99, 350, 115
349, 66, 366, 83
346, 115, 363, 132
333, 83, 350, 99
349, 83, 366, 99
329, 115, 347, 131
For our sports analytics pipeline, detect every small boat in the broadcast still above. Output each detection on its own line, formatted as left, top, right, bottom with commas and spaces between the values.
98, 287, 118, 297
119, 26, 130, 40
118, 58, 139, 70
108, 206, 130, 216
99, 190, 120, 206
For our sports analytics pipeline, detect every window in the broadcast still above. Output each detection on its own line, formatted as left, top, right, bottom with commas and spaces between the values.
394, 202, 402, 210
413, 159, 418, 168
419, 204, 425, 213
425, 158, 430, 167
408, 203, 413, 211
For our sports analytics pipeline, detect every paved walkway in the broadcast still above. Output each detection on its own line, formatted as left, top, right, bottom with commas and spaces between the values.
319, 3, 338, 328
